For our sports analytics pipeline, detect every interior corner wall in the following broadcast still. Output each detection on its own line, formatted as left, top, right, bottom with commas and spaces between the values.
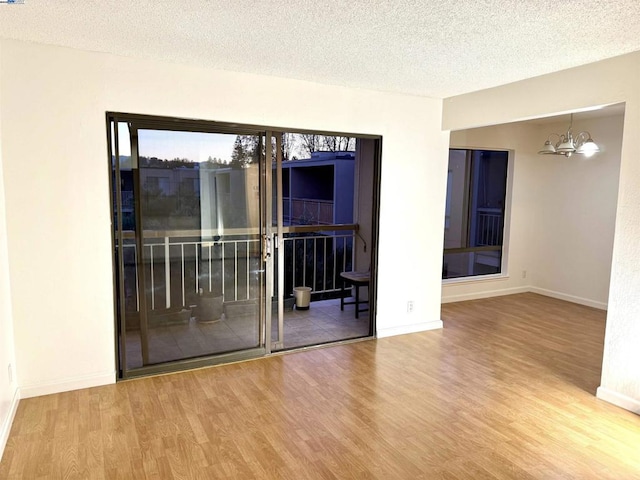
0, 38, 449, 398
0, 40, 20, 461
442, 115, 623, 310
442, 51, 640, 415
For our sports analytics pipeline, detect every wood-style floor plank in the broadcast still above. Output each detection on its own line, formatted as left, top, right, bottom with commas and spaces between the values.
2, 293, 640, 479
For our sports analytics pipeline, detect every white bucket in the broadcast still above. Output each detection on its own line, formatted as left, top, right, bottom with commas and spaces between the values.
293, 286, 312, 310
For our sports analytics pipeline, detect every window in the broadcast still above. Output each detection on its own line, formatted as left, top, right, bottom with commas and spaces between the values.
443, 149, 508, 280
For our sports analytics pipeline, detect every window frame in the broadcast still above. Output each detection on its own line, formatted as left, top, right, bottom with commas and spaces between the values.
442, 147, 513, 283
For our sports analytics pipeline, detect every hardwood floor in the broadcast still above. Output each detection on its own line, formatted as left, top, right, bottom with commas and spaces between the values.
2, 293, 640, 479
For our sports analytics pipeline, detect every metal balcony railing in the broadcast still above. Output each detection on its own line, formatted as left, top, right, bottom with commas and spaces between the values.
118, 226, 355, 312
476, 208, 503, 246
282, 197, 334, 225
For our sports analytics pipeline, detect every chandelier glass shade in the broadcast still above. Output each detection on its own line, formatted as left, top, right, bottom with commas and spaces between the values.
538, 114, 600, 158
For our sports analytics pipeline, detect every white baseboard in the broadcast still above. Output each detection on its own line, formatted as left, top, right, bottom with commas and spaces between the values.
441, 284, 607, 311
0, 387, 20, 462
377, 319, 443, 338
529, 287, 607, 310
596, 386, 640, 415
20, 371, 115, 399
441, 286, 529, 304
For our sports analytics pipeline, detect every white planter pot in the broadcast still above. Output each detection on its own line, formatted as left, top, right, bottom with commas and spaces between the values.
293, 286, 312, 310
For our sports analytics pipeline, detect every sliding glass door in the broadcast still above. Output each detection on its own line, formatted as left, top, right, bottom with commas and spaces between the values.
109, 115, 268, 376
109, 114, 380, 378
269, 136, 377, 351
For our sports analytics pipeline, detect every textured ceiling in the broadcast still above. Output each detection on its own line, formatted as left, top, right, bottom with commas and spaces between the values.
2, 1, 640, 98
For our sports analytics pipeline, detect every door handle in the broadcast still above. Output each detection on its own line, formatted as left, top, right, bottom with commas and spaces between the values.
263, 234, 272, 261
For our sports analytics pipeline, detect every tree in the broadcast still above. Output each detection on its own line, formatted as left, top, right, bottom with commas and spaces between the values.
320, 136, 355, 152
281, 132, 295, 161
297, 134, 321, 158
293, 134, 355, 158
230, 135, 259, 169
202, 156, 224, 169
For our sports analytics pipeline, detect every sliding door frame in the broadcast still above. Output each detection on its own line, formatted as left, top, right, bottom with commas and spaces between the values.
107, 112, 382, 379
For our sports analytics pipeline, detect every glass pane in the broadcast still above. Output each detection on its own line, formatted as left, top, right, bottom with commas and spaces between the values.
443, 148, 508, 280
111, 122, 142, 369
273, 133, 370, 350
279, 135, 356, 228
469, 150, 508, 247
125, 129, 262, 368
444, 149, 468, 249
443, 251, 502, 279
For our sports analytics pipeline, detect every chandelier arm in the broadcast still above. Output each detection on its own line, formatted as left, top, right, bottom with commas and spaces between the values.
574, 131, 591, 146
540, 115, 598, 157
546, 132, 562, 146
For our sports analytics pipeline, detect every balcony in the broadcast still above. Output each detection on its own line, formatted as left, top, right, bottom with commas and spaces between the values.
117, 226, 368, 368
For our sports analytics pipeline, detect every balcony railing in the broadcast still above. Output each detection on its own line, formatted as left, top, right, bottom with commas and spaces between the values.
283, 197, 334, 225
282, 230, 354, 295
117, 226, 355, 312
476, 207, 503, 246
443, 208, 504, 279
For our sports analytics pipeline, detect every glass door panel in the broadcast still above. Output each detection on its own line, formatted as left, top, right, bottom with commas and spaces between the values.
110, 115, 266, 375
134, 129, 262, 367
270, 133, 374, 350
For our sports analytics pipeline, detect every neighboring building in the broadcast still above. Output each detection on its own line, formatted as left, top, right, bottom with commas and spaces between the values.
116, 151, 355, 231
281, 151, 355, 226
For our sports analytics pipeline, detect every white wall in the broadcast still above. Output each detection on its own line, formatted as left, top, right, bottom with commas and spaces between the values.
443, 115, 623, 309
443, 52, 640, 414
0, 40, 19, 460
530, 115, 622, 308
0, 38, 449, 399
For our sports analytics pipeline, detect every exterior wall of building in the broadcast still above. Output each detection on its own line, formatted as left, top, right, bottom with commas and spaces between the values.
282, 152, 355, 226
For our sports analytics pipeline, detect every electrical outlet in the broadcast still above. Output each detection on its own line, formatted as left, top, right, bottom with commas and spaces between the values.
407, 301, 414, 313
522, 270, 527, 279
8, 363, 12, 383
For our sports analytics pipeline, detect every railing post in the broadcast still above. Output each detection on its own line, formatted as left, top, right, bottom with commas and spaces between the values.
150, 245, 155, 310
164, 236, 171, 309
181, 244, 185, 307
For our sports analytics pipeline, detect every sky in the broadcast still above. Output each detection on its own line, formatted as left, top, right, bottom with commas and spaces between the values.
116, 123, 237, 162
113, 122, 355, 163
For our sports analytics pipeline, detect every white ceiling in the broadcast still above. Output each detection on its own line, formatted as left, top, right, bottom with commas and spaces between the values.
2, 1, 640, 98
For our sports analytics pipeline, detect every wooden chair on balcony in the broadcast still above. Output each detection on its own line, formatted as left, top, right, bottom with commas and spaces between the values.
340, 271, 370, 319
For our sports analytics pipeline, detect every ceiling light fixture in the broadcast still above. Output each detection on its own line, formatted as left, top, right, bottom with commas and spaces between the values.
538, 113, 600, 158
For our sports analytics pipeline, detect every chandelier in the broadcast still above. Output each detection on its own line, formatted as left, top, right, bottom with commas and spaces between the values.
538, 113, 600, 157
